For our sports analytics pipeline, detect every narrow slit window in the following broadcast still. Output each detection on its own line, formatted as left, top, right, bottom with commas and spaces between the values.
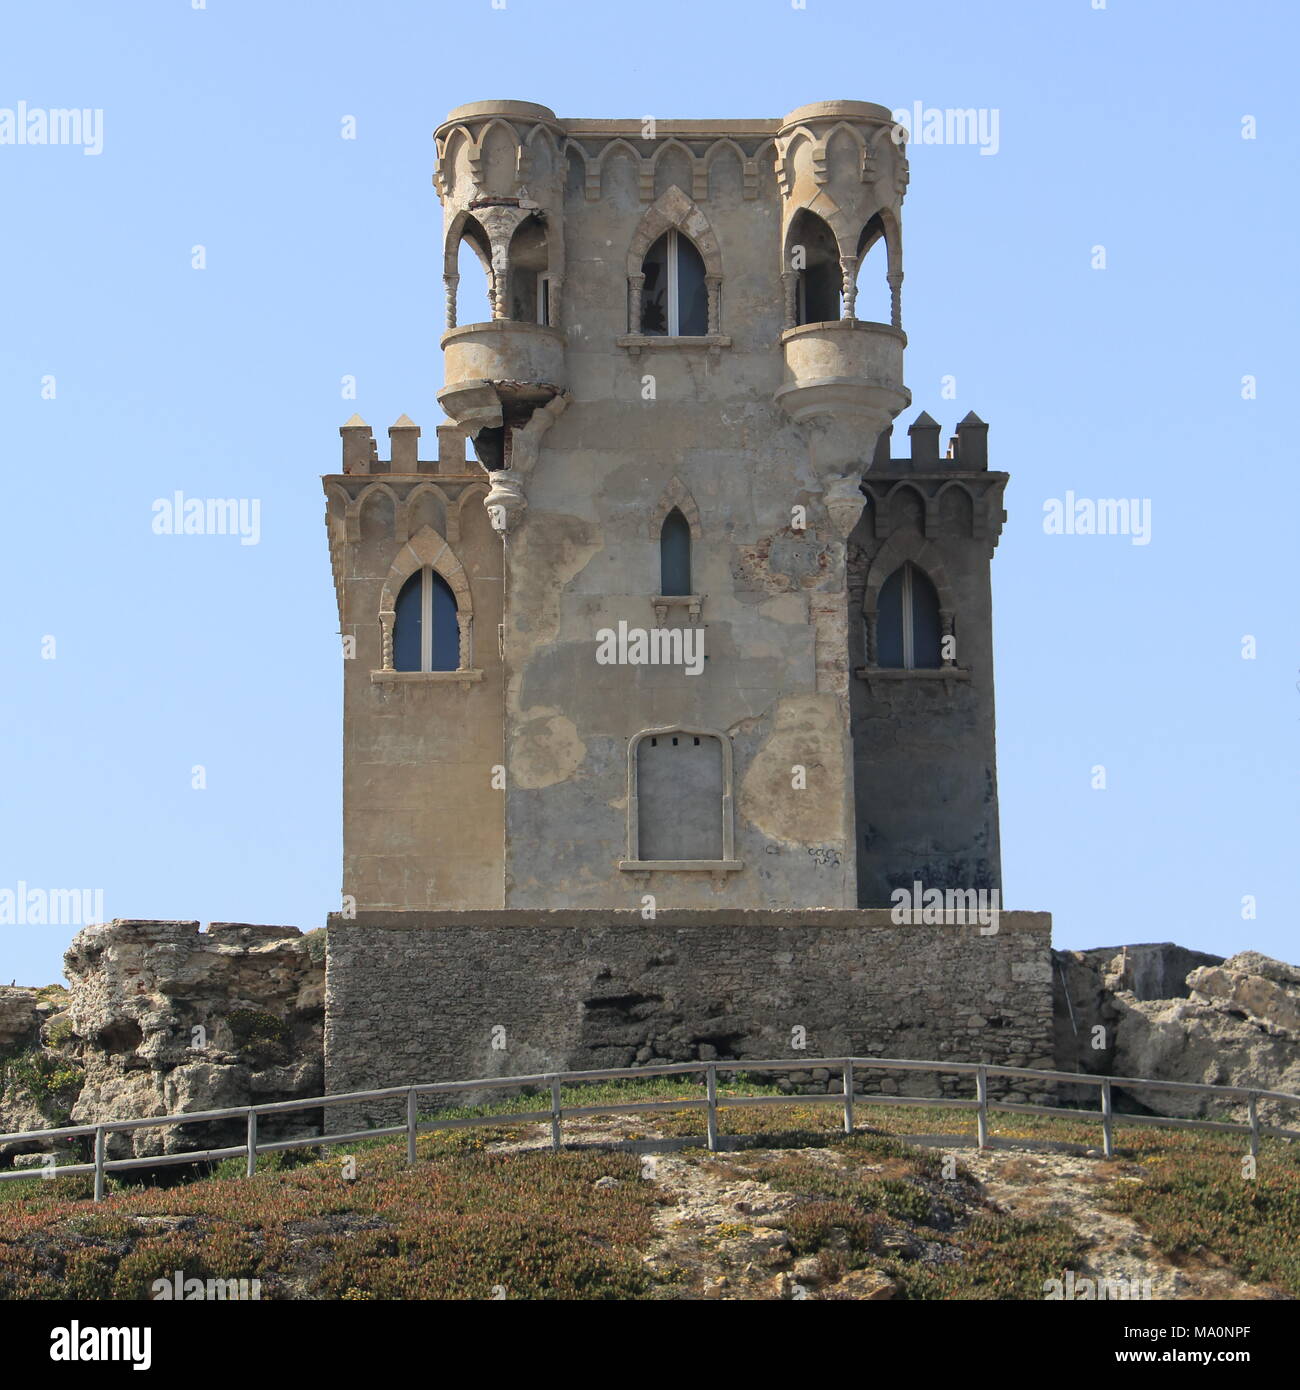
660, 508, 692, 595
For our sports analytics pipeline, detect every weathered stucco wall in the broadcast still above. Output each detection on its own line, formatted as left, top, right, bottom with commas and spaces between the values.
324, 909, 1054, 1127
326, 465, 506, 911
326, 99, 1012, 916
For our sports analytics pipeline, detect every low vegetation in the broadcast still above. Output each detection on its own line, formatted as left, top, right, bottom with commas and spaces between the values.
0, 1079, 1293, 1300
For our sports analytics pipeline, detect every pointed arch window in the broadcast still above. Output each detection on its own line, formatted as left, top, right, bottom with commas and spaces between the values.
393, 566, 460, 672
660, 508, 692, 596
641, 230, 708, 337
876, 563, 942, 670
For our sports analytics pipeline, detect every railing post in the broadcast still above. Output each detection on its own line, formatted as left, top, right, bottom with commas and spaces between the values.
706, 1064, 718, 1152
842, 1061, 855, 1135
975, 1066, 989, 1150
245, 1110, 258, 1178
93, 1126, 105, 1202
406, 1088, 418, 1165
1248, 1092, 1260, 1159
550, 1077, 563, 1152
1100, 1078, 1114, 1158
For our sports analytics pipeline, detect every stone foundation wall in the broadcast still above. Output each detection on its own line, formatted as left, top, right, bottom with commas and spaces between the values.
324, 909, 1054, 1130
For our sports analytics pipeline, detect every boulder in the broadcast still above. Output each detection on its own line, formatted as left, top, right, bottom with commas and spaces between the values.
1054, 945, 1300, 1127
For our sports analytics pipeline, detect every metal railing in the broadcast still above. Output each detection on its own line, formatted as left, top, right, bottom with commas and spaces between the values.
1, 1057, 1296, 1202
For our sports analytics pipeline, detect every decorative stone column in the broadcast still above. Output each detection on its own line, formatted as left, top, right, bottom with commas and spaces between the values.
627, 273, 645, 334
705, 273, 722, 337
840, 256, 859, 320
888, 270, 904, 329
443, 273, 459, 330
379, 610, 395, 671
457, 613, 472, 669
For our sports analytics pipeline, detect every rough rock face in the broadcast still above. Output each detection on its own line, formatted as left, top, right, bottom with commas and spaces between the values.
0, 986, 72, 1153
1054, 944, 1300, 1127
1, 921, 325, 1167
0, 987, 47, 1051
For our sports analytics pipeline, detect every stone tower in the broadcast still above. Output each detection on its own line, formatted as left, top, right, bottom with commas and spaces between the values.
323, 99, 1008, 914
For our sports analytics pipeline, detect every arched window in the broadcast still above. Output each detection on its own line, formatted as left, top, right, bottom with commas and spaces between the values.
641, 230, 708, 336
660, 508, 692, 595
789, 209, 840, 325
876, 563, 942, 669
393, 566, 460, 672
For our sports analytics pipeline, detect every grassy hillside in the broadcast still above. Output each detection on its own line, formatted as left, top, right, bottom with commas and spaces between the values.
0, 1079, 1295, 1300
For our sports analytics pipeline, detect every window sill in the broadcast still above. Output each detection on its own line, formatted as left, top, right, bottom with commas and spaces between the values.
617, 335, 731, 355
619, 859, 743, 873
651, 594, 704, 624
371, 669, 484, 684
855, 665, 970, 691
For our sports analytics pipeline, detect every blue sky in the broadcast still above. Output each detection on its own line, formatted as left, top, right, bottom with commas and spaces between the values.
1, 0, 1295, 984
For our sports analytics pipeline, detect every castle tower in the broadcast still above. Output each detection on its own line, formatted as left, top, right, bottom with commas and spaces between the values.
323, 99, 1006, 913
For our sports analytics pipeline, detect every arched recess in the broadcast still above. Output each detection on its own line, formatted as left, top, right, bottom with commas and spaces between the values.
506, 213, 551, 324
477, 118, 522, 195
935, 481, 975, 538
785, 207, 841, 324
625, 725, 736, 866
434, 124, 476, 200
398, 483, 452, 545
822, 121, 868, 182
596, 138, 647, 201
378, 524, 474, 672
704, 138, 746, 199
626, 188, 723, 336
651, 139, 698, 201
353, 482, 400, 544
520, 123, 558, 186
883, 480, 928, 534
456, 481, 491, 544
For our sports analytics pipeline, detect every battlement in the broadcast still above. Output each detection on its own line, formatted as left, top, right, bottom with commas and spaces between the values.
871, 409, 993, 473
336, 414, 476, 476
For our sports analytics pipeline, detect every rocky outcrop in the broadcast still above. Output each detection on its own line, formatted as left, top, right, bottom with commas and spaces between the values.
0, 985, 77, 1153
1054, 944, 1300, 1128
0, 921, 325, 1167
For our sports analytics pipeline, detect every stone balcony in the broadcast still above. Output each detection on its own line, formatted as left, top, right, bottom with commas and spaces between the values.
437, 319, 567, 431
774, 318, 909, 427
